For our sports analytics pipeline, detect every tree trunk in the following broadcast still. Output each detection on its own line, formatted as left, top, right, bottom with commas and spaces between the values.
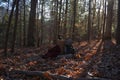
72, 0, 77, 40
116, 0, 120, 45
63, 0, 68, 38
23, 0, 26, 46
53, 0, 59, 44
7, 0, 10, 13
104, 0, 114, 40
87, 0, 92, 43
102, 0, 107, 40
91, 0, 96, 39
40, 0, 44, 45
11, 0, 19, 53
4, 0, 17, 56
58, 0, 62, 35
27, 0, 37, 46
36, 0, 41, 47
97, 0, 101, 38
19, 4, 22, 47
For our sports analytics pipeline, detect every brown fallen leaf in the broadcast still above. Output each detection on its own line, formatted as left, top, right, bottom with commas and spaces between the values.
43, 71, 52, 80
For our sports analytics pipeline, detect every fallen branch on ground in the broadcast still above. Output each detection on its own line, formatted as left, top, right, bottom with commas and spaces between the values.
9, 70, 72, 80
9, 70, 111, 80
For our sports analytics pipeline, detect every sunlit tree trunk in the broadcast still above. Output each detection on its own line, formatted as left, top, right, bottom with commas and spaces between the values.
49, 1, 53, 43
102, 0, 107, 40
36, 0, 41, 47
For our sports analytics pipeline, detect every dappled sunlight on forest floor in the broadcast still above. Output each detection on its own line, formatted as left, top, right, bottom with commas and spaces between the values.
0, 39, 118, 80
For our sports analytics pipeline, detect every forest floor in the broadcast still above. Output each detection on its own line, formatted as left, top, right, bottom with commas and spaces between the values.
0, 39, 119, 80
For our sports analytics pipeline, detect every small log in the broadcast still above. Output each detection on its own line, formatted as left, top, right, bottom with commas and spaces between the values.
10, 70, 44, 76
9, 70, 111, 80
9, 70, 72, 80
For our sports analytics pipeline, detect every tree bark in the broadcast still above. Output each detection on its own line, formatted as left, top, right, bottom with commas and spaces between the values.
36, 0, 41, 47
40, 0, 44, 45
27, 0, 37, 46
72, 0, 77, 40
87, 0, 92, 43
23, 0, 26, 46
58, 0, 62, 35
53, 0, 59, 44
63, 0, 68, 39
97, 0, 101, 38
4, 0, 17, 56
116, 0, 120, 45
102, 0, 107, 40
104, 0, 114, 40
11, 0, 19, 53
19, 4, 22, 47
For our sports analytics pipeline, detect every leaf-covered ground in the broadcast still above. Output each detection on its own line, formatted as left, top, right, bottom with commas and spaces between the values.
0, 40, 119, 80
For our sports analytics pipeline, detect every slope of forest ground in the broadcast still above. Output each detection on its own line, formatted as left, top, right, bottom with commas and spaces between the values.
0, 39, 119, 80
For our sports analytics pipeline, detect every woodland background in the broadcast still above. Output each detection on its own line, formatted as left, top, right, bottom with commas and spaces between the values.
0, 0, 120, 80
